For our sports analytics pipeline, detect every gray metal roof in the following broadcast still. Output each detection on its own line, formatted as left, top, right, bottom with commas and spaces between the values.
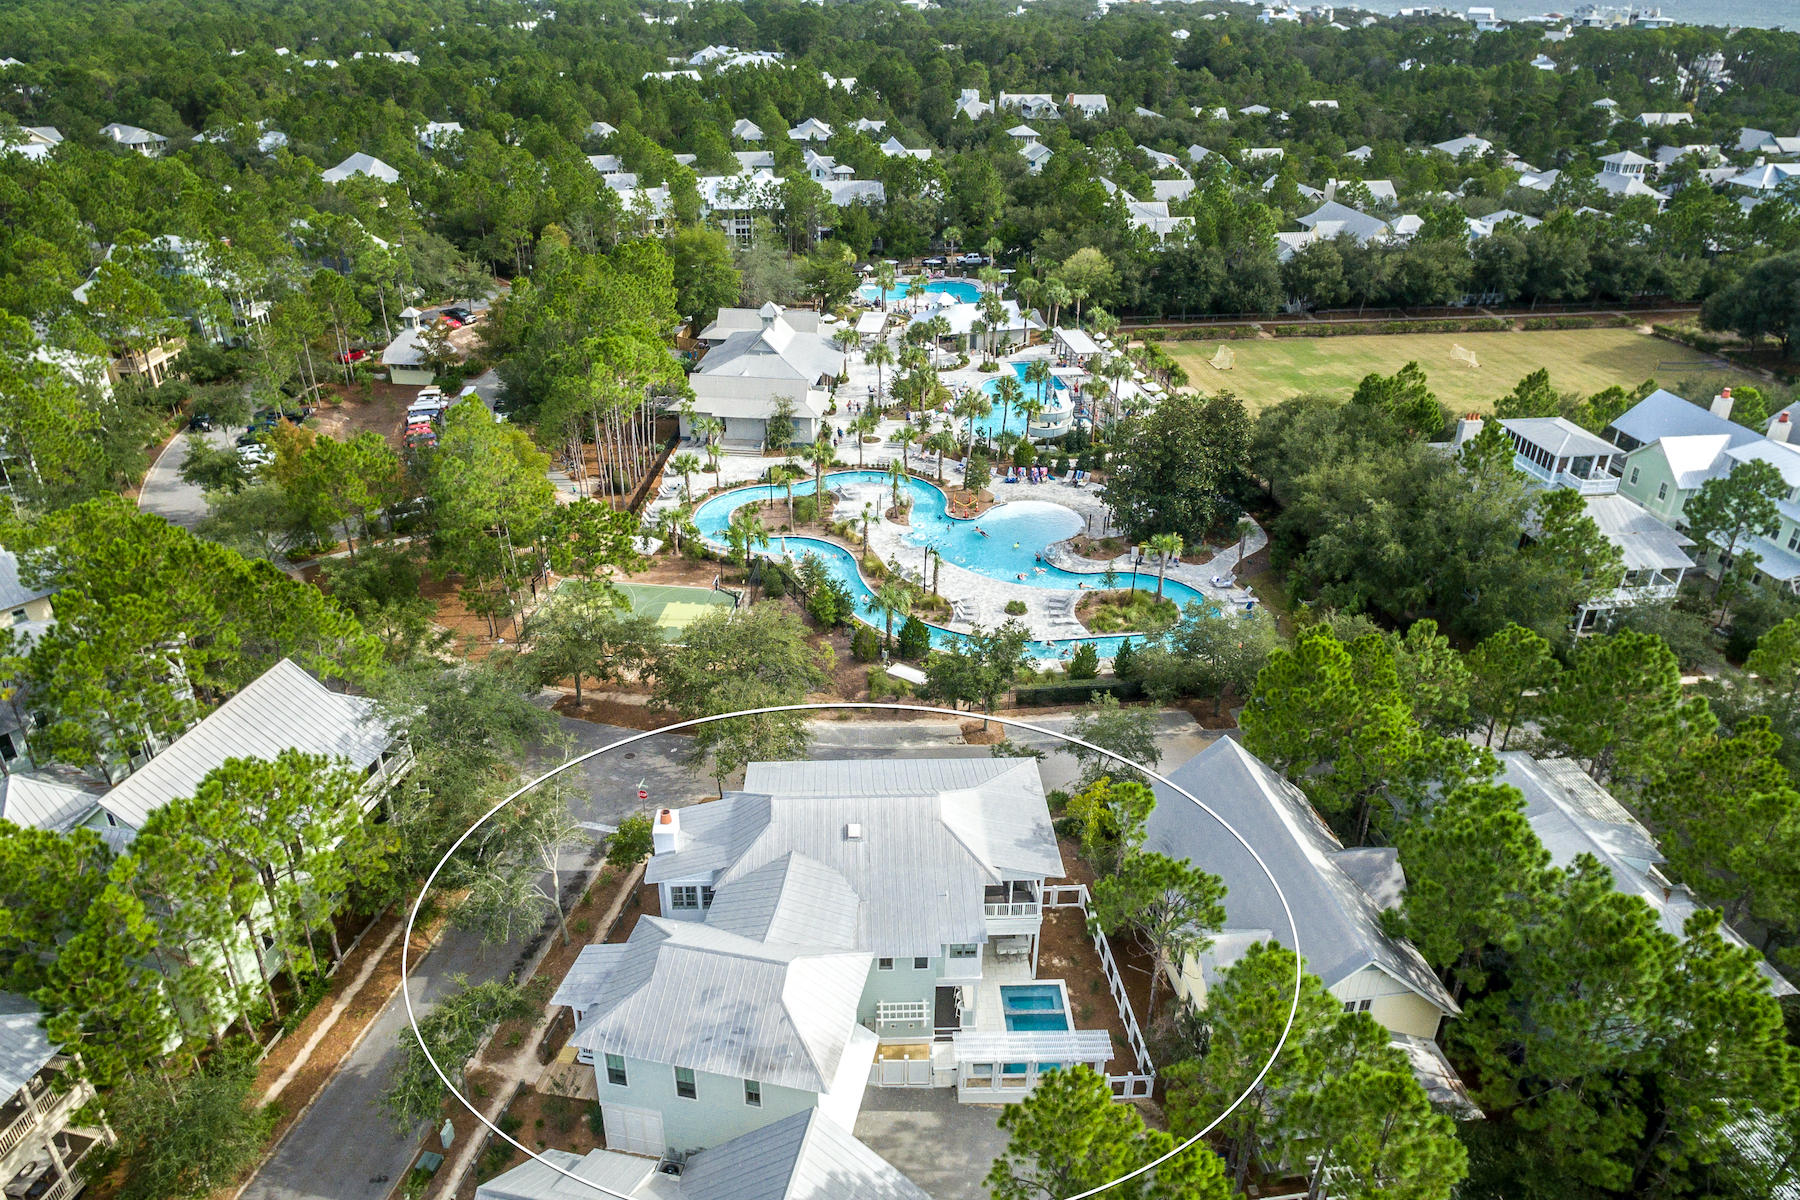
1147, 739, 1457, 1014
695, 316, 842, 385
671, 1109, 931, 1200
650, 759, 1063, 958
1607, 389, 1757, 451
1497, 753, 1796, 998
99, 659, 393, 831
1295, 199, 1389, 243
1580, 494, 1694, 572
0, 549, 54, 612
551, 944, 631, 1011
0, 993, 55, 1098
0, 771, 101, 832
476, 1148, 658, 1200
1389, 1033, 1481, 1120
1500, 417, 1617, 461
704, 853, 861, 950
566, 918, 871, 1093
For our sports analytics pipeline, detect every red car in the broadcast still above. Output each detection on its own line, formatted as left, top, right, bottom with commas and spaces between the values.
432, 312, 464, 330
335, 348, 368, 364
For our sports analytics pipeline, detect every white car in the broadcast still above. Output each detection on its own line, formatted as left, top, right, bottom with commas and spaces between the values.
239, 443, 273, 467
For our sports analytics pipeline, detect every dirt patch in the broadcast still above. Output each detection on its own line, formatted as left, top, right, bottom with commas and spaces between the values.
1037, 906, 1134, 1076
1068, 534, 1128, 561
310, 380, 418, 448
960, 719, 1004, 744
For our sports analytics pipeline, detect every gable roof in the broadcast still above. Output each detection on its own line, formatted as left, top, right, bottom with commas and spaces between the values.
1580, 494, 1693, 572
0, 993, 55, 1098
704, 852, 862, 950
0, 549, 54, 612
0, 771, 100, 833
476, 1148, 657, 1200
1295, 200, 1388, 243
321, 152, 399, 184
99, 659, 393, 832
565, 917, 870, 1092
695, 312, 842, 385
1146, 739, 1457, 1015
648, 758, 1062, 957
1497, 753, 1796, 997
1501, 416, 1617, 461
1606, 389, 1759, 452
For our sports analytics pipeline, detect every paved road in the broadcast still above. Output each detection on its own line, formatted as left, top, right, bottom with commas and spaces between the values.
242, 719, 713, 1200
241, 710, 1210, 1200
138, 427, 232, 529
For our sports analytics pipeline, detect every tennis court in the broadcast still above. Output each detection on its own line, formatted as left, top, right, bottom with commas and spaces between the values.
613, 581, 737, 639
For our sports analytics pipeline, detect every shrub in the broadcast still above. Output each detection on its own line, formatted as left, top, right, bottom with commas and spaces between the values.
851, 624, 881, 662
1014, 677, 1143, 705
1005, 599, 1028, 616
1067, 642, 1100, 679
1112, 638, 1140, 680
965, 451, 992, 493
761, 568, 788, 599
1013, 440, 1037, 469
794, 495, 820, 524
868, 668, 915, 700
898, 615, 931, 660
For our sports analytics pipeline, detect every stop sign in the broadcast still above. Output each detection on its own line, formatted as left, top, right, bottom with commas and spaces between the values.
637, 787, 649, 802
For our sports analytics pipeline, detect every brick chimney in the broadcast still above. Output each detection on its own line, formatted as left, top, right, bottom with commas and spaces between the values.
652, 807, 680, 855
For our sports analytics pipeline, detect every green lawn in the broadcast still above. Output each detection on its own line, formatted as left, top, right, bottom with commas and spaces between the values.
1165, 328, 1771, 414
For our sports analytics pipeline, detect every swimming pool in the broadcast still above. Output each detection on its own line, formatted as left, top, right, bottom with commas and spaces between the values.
970, 362, 1074, 439
687, 470, 1216, 659
1001, 983, 1071, 1033
859, 278, 981, 305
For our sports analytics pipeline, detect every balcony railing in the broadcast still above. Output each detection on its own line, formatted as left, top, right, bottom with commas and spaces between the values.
0, 1082, 76, 1160
983, 899, 1041, 918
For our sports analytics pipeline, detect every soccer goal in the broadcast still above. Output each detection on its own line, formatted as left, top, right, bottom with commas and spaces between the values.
1209, 343, 1236, 371
1451, 343, 1480, 370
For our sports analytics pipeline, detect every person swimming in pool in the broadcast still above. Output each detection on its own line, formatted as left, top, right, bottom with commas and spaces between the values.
975, 526, 988, 537
1013, 542, 1021, 549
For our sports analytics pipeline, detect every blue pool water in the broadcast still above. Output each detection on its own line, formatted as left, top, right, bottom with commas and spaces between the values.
688, 470, 1216, 661
1001, 984, 1070, 1032
859, 278, 981, 305
972, 363, 1073, 439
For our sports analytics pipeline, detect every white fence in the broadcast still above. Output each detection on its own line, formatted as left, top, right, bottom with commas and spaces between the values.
876, 999, 928, 1028
1042, 884, 1156, 1099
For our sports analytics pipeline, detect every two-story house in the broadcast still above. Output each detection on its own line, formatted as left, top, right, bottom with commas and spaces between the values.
556, 756, 1110, 1154
1593, 150, 1668, 204
1609, 390, 1800, 594
682, 304, 840, 448
1495, 416, 1693, 631
0, 994, 114, 1200
1146, 738, 1477, 1115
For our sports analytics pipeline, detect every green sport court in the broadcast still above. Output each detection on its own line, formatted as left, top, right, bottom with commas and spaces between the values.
612, 581, 737, 639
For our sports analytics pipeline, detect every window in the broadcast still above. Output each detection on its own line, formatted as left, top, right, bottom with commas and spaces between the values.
1628, 466, 1640, 485
1341, 998, 1373, 1014
913, 956, 930, 970
1657, 482, 1669, 501
1788, 528, 1800, 553
949, 944, 977, 960
605, 1054, 628, 1087
701, 886, 716, 909
744, 1079, 761, 1107
7, 609, 22, 620
877, 957, 894, 971
675, 1067, 697, 1100
669, 885, 700, 911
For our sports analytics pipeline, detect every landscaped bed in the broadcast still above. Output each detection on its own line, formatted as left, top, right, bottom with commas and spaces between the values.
1076, 588, 1180, 634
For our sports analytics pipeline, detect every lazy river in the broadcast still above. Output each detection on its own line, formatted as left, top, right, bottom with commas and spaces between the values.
858, 278, 981, 305
690, 469, 1216, 660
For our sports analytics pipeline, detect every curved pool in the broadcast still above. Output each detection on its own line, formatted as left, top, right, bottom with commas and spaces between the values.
859, 278, 981, 305
972, 362, 1074, 439
689, 470, 1216, 660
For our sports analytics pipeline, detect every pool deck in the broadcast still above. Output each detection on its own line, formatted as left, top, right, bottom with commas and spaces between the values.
645, 336, 1269, 655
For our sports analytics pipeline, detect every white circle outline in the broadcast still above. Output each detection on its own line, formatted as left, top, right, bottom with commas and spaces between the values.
401, 702, 1301, 1200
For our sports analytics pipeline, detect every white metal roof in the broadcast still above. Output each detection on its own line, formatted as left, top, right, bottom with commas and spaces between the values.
649, 758, 1062, 958
1608, 389, 1756, 451
0, 771, 100, 833
321, 152, 399, 184
1579, 494, 1693, 572
566, 918, 870, 1092
670, 1108, 931, 1200
951, 1028, 1113, 1063
704, 852, 861, 950
1652, 434, 1734, 490
1501, 417, 1616, 461
476, 1148, 657, 1200
0, 993, 55, 1098
1148, 739, 1457, 1015
99, 659, 393, 832
1053, 328, 1100, 356
0, 549, 54, 612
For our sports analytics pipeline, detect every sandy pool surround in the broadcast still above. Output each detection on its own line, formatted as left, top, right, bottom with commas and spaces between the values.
401, 704, 1302, 1200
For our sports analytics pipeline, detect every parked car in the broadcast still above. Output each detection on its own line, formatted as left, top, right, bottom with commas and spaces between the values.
432, 311, 464, 329
235, 430, 263, 448
921, 256, 947, 267
187, 412, 215, 432
958, 252, 989, 266
442, 306, 476, 325
404, 428, 437, 450
239, 443, 272, 466
335, 348, 368, 364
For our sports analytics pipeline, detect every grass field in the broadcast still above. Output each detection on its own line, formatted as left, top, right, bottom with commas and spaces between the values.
1166, 328, 1773, 414
611, 581, 736, 639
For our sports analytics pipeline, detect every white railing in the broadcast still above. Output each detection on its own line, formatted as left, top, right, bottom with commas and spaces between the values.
1040, 883, 1156, 1092
0, 1104, 34, 1158
875, 1000, 928, 1028
984, 900, 1041, 919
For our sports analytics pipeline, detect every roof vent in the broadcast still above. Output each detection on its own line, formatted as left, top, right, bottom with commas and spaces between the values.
844, 822, 863, 841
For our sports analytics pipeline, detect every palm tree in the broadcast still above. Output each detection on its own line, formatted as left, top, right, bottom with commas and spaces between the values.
926, 429, 958, 482
994, 375, 1024, 440
870, 580, 913, 649
861, 501, 875, 550
1148, 533, 1184, 601
831, 326, 860, 364
728, 507, 769, 576
671, 451, 701, 500
850, 410, 879, 467
659, 501, 697, 557
1083, 376, 1109, 434
865, 340, 894, 408
928, 315, 952, 369
771, 463, 799, 527
693, 415, 724, 488
1018, 396, 1046, 439
895, 425, 918, 473
1069, 284, 1090, 327
875, 261, 897, 311
905, 277, 928, 312
1044, 279, 1071, 329
887, 456, 908, 514
956, 389, 991, 459
804, 435, 835, 524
